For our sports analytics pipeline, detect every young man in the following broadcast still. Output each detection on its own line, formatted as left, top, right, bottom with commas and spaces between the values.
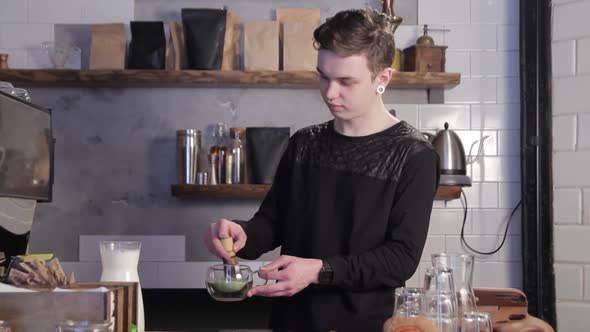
205, 8, 439, 332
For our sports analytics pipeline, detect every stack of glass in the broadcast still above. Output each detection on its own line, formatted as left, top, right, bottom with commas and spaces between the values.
386, 253, 493, 332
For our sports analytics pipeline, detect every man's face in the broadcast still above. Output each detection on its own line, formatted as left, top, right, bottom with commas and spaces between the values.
317, 49, 382, 121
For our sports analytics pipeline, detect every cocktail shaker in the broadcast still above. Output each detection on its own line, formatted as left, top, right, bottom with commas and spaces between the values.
176, 129, 200, 184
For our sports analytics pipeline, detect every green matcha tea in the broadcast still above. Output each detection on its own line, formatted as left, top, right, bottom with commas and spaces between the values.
206, 279, 252, 301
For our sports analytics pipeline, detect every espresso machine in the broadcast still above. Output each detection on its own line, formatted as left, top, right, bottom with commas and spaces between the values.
0, 89, 54, 270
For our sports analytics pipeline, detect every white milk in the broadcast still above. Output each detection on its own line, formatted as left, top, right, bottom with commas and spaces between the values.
100, 244, 144, 332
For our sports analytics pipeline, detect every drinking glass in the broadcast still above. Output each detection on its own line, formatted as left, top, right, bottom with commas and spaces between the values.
14, 88, 31, 102
423, 267, 459, 332
424, 266, 456, 294
0, 81, 15, 96
461, 312, 493, 332
206, 263, 267, 302
393, 287, 424, 318
423, 291, 459, 332
432, 253, 477, 315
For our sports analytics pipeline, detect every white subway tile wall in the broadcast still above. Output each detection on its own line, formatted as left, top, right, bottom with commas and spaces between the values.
497, 0, 519, 25
553, 1, 590, 41
556, 303, 590, 332
470, 51, 519, 77
578, 38, 590, 74
444, 77, 497, 103
470, 0, 500, 24
471, 104, 520, 129
578, 114, 590, 148
0, 0, 133, 68
554, 226, 590, 263
0, 0, 27, 23
418, 104, 471, 129
418, 0, 470, 25
552, 40, 576, 77
497, 130, 520, 156
444, 24, 498, 51
497, 182, 521, 209
553, 75, 590, 115
555, 264, 584, 301
445, 51, 470, 75
554, 151, 590, 187
28, 0, 83, 24
497, 24, 519, 51
553, 115, 577, 151
554, 188, 582, 225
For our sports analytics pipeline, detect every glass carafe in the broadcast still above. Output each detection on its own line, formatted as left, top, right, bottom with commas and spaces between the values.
99, 241, 144, 332
432, 253, 477, 316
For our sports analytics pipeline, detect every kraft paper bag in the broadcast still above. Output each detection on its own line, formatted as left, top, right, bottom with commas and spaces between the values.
276, 8, 320, 71
89, 23, 126, 70
244, 21, 279, 71
221, 10, 242, 70
282, 22, 317, 71
165, 21, 186, 70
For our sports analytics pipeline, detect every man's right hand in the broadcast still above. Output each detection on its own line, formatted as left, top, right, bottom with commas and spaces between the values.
204, 218, 247, 261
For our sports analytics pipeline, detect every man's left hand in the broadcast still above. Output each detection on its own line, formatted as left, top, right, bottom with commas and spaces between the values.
247, 255, 323, 297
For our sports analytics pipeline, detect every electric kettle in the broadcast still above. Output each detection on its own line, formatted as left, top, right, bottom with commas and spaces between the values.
424, 122, 488, 186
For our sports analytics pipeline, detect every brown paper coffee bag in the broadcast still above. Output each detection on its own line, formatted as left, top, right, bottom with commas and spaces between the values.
244, 21, 279, 71
89, 23, 126, 69
221, 10, 242, 70
166, 21, 186, 70
276, 8, 320, 71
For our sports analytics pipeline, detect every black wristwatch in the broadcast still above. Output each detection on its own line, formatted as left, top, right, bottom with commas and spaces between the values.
318, 260, 334, 285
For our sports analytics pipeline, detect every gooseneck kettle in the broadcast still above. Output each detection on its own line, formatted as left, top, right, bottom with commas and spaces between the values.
424, 122, 488, 186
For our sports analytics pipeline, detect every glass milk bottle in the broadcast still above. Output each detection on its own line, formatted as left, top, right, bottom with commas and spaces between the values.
99, 241, 144, 332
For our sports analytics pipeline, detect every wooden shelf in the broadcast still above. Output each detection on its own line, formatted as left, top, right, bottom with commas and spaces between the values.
171, 184, 462, 200
0, 69, 460, 89
172, 184, 271, 199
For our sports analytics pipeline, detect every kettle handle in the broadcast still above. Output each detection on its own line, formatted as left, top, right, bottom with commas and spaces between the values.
422, 132, 434, 141
466, 135, 490, 164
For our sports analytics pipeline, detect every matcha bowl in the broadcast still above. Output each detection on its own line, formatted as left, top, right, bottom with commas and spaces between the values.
206, 264, 266, 302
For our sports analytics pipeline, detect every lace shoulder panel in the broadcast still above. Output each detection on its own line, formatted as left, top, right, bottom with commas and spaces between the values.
292, 121, 433, 181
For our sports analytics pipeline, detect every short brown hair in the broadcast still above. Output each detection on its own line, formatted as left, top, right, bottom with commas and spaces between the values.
313, 9, 396, 78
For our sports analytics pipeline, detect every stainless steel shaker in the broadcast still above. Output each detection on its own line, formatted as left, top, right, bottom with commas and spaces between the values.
176, 129, 200, 184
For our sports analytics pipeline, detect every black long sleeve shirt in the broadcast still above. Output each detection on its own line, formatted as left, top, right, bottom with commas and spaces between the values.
236, 120, 439, 332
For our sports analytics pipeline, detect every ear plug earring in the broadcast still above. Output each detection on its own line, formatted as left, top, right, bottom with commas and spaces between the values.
377, 85, 386, 94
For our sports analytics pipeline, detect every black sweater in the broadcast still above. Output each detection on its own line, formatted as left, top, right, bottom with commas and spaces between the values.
236, 120, 439, 332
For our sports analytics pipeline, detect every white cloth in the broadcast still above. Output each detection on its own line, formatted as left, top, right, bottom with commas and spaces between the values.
0, 197, 36, 235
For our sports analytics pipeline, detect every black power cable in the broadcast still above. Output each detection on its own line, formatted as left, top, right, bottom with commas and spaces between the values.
459, 189, 522, 255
